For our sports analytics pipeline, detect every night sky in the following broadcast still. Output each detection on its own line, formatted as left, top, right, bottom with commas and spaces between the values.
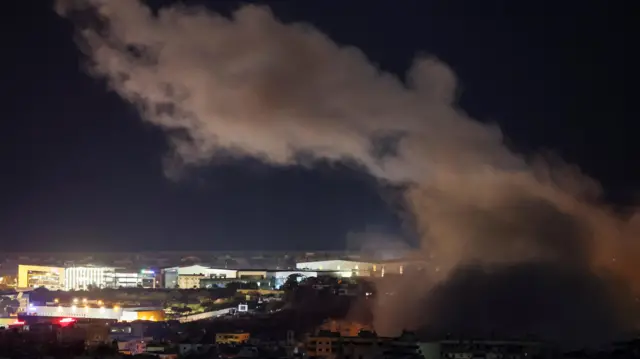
1, 0, 634, 252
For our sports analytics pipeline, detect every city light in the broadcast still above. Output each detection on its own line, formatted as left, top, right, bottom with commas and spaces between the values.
72, 298, 78, 304
99, 306, 105, 313
58, 318, 76, 327
57, 306, 63, 313
97, 300, 103, 305
71, 305, 77, 312
84, 306, 89, 313
54, 298, 59, 304
113, 305, 120, 311
82, 298, 87, 304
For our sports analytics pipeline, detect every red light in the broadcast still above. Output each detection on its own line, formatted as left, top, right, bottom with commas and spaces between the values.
58, 317, 76, 326
12, 320, 25, 325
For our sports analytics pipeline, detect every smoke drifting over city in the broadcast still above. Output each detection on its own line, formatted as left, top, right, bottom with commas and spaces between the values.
56, 0, 640, 346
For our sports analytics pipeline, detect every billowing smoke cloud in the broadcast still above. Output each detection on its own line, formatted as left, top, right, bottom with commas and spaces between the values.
56, 0, 640, 346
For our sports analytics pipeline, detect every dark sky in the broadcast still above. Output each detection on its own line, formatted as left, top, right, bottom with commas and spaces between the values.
1, 0, 634, 252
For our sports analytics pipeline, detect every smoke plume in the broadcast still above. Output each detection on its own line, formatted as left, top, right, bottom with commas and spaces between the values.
56, 0, 640, 346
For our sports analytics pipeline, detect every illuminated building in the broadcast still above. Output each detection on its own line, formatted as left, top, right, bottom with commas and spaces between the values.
177, 274, 205, 289
105, 271, 137, 288
162, 265, 236, 288
295, 259, 378, 276
236, 270, 267, 280
377, 258, 431, 277
0, 275, 17, 288
105, 269, 156, 288
138, 269, 156, 288
306, 330, 422, 358
17, 265, 64, 290
21, 304, 164, 322
65, 267, 156, 290
267, 270, 316, 288
65, 266, 114, 290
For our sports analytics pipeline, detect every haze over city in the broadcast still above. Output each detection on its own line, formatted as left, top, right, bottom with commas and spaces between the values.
0, 0, 636, 356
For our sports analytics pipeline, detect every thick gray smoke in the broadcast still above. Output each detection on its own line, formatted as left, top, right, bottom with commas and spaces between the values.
56, 0, 640, 346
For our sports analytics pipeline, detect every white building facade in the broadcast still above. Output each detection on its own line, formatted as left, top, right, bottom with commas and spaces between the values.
65, 267, 156, 290
162, 265, 237, 288
65, 267, 115, 290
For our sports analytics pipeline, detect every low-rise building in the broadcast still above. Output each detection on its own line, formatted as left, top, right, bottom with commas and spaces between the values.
177, 274, 205, 289
21, 304, 164, 322
17, 265, 64, 290
162, 265, 237, 288
296, 260, 378, 277
306, 330, 422, 359
105, 269, 157, 288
